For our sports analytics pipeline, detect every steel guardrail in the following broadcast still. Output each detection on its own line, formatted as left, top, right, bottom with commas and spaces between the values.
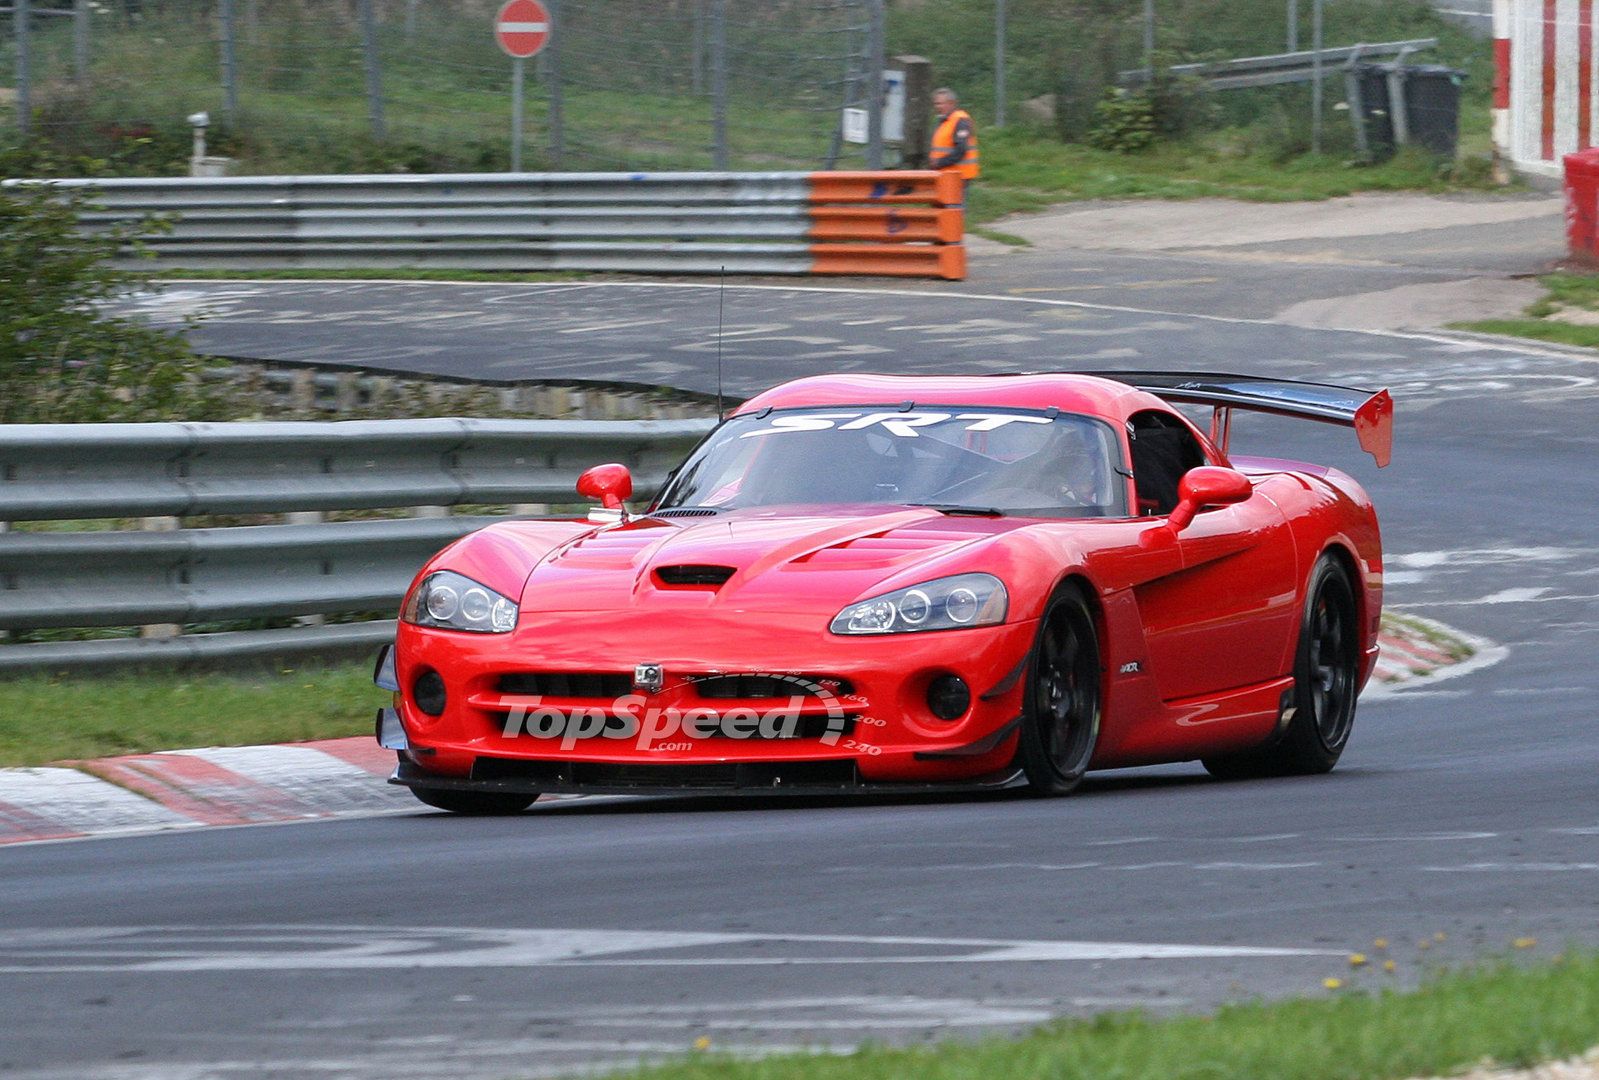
0, 418, 715, 674
1119, 38, 1437, 91
5, 171, 967, 280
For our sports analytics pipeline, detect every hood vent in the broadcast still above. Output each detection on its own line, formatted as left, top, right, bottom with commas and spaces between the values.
651, 508, 721, 519
655, 564, 737, 587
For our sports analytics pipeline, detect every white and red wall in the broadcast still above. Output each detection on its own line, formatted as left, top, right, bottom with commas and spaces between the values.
1499, 0, 1599, 176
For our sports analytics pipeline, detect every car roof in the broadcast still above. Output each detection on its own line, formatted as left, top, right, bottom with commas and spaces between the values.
732, 373, 1159, 421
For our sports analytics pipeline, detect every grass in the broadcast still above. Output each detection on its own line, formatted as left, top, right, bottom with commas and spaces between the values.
596, 953, 1599, 1080
0, 663, 380, 766
1452, 272, 1599, 350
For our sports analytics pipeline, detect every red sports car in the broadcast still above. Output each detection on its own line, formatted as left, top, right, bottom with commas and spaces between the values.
374, 371, 1393, 814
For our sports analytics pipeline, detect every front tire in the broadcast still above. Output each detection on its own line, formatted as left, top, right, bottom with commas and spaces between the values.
1203, 554, 1360, 780
1014, 583, 1103, 796
410, 787, 537, 815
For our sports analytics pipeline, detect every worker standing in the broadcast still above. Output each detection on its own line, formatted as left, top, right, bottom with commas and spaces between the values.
930, 87, 979, 205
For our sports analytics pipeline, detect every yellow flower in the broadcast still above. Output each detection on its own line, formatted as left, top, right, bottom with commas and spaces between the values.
1349, 953, 1368, 968
1373, 938, 1389, 950
1383, 960, 1397, 973
1323, 977, 1344, 990
693, 1036, 712, 1052
1513, 937, 1537, 950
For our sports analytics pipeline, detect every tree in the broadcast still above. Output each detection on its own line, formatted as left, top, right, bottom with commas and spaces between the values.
0, 183, 220, 423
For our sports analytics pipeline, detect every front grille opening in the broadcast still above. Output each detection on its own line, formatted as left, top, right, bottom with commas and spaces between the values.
497, 672, 633, 698
655, 564, 737, 587
694, 674, 855, 699
493, 712, 858, 741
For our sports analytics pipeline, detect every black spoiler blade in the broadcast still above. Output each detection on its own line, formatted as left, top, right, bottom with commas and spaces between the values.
1081, 371, 1394, 468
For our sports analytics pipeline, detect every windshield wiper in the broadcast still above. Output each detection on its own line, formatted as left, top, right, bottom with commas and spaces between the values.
909, 503, 1005, 517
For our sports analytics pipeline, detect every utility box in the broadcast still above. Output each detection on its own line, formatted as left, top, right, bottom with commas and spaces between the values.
1564, 148, 1599, 264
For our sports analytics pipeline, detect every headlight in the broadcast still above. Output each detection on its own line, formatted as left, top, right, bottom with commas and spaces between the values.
401, 571, 519, 634
830, 573, 1008, 635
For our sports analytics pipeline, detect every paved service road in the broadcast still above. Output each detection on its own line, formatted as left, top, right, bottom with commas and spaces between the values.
7, 249, 1597, 1077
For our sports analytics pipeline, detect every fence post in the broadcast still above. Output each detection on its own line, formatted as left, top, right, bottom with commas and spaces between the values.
1143, 0, 1156, 80
1311, 0, 1324, 153
994, 0, 1006, 128
359, 0, 386, 141
865, 0, 885, 168
711, 0, 728, 169
1286, 0, 1298, 53
405, 0, 419, 40
692, 0, 705, 95
548, 0, 564, 168
73, 0, 89, 84
14, 0, 29, 138
219, 0, 238, 125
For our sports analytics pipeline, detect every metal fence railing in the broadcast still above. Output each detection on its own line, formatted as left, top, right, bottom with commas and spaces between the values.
10, 170, 966, 277
0, 417, 715, 674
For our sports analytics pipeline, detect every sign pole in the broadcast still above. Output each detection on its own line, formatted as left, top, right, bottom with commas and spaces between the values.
511, 55, 525, 172
495, 0, 551, 171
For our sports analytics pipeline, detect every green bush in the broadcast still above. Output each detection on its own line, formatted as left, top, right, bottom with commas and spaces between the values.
0, 183, 226, 423
1086, 90, 1157, 153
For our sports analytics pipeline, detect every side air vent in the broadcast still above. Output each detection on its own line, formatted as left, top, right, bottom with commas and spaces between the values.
655, 564, 737, 586
651, 508, 721, 518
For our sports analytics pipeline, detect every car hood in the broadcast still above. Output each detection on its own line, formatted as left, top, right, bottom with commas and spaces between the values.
520, 506, 1028, 614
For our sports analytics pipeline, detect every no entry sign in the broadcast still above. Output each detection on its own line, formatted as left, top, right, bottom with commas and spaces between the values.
495, 0, 552, 59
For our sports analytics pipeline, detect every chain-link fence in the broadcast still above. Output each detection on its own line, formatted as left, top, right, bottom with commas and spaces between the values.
2, 0, 1484, 176
1, 0, 880, 173
894, 0, 1485, 157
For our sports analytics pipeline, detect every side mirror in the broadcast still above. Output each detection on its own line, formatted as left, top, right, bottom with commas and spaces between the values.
1168, 466, 1252, 533
577, 463, 633, 510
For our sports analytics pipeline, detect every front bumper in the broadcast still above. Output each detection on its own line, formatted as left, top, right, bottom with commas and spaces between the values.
382, 610, 1038, 786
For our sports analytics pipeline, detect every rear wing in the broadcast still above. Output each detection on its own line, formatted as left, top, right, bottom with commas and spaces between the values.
1081, 371, 1394, 468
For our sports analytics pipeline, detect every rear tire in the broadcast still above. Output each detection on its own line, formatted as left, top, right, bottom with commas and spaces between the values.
410, 787, 537, 815
1014, 583, 1102, 796
1203, 555, 1360, 780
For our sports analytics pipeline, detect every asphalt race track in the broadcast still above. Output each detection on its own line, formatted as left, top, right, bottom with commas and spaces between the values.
4, 273, 1598, 1079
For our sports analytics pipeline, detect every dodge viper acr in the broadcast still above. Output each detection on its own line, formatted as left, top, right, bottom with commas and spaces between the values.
374, 371, 1393, 814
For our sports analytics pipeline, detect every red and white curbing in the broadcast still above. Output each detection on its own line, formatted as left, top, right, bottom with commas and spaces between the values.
0, 620, 1501, 848
0, 738, 411, 847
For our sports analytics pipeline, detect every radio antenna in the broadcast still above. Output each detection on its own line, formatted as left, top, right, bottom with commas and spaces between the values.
715, 266, 726, 418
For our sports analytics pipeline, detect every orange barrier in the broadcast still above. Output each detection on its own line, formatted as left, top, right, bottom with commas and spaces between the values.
808, 207, 963, 245
804, 171, 965, 280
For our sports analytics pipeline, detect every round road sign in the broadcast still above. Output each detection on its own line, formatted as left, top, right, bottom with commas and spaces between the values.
495, 0, 551, 60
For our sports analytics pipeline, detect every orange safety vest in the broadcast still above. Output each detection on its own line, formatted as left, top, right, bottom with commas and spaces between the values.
931, 108, 980, 180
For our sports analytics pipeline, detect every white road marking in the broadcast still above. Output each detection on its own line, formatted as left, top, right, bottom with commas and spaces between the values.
1424, 863, 1599, 872
0, 925, 1338, 974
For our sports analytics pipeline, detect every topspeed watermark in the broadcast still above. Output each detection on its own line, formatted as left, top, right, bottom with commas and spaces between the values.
499, 672, 867, 751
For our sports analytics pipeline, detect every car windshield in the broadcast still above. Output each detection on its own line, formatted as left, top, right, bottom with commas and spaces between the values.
655, 407, 1129, 518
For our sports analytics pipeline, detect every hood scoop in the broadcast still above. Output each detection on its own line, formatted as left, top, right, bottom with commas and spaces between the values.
655, 563, 737, 587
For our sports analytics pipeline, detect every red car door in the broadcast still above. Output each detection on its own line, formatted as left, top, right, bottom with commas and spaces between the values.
1135, 491, 1298, 702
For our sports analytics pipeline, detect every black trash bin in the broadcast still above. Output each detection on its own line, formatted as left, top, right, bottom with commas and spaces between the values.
1352, 63, 1396, 160
1404, 65, 1467, 156
1351, 63, 1466, 160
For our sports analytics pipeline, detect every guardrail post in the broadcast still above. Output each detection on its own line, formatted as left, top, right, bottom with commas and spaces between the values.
139, 516, 181, 641
286, 511, 327, 626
